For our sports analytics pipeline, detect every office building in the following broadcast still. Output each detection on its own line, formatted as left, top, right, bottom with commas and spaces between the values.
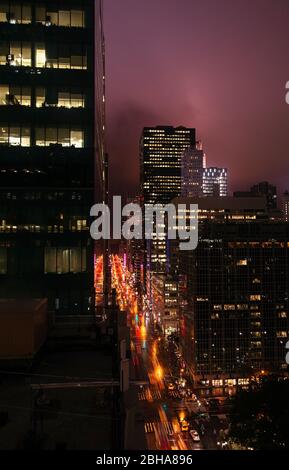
179, 222, 289, 388
140, 126, 196, 206
0, 0, 105, 315
181, 141, 205, 198
203, 167, 228, 197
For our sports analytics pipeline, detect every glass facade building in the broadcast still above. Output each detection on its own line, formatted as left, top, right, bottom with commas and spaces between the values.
180, 222, 289, 384
0, 0, 105, 315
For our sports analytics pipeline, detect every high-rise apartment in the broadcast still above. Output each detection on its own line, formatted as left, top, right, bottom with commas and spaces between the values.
0, 0, 105, 315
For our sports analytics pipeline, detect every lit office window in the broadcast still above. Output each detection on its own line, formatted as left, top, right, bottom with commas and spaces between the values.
35, 128, 84, 147
71, 129, 84, 147
0, 2, 6, 22
35, 43, 86, 70
46, 128, 57, 146
58, 92, 84, 108
0, 85, 9, 104
0, 41, 31, 66
36, 87, 45, 107
0, 247, 7, 274
36, 6, 85, 27
45, 247, 86, 274
0, 125, 30, 146
0, 85, 31, 106
0, 126, 8, 143
36, 43, 46, 67
35, 128, 45, 146
59, 10, 70, 27
0, 3, 31, 24
71, 10, 84, 27
58, 128, 70, 146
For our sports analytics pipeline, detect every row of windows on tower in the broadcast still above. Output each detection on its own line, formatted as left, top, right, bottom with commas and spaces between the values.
0, 247, 87, 275
0, 3, 85, 28
0, 126, 84, 147
0, 42, 87, 69
0, 85, 85, 108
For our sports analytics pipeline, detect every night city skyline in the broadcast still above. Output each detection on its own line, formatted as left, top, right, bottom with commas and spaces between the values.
0, 0, 289, 459
105, 0, 289, 197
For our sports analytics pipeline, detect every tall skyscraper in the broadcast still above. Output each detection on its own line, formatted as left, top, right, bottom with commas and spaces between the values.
180, 222, 289, 386
140, 126, 196, 206
0, 0, 105, 315
203, 167, 228, 197
181, 141, 205, 198
140, 126, 195, 277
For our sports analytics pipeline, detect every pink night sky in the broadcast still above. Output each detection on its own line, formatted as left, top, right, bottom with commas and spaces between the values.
104, 0, 289, 198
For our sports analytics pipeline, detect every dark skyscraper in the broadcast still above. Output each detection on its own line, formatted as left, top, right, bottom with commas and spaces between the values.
0, 0, 105, 315
181, 141, 205, 198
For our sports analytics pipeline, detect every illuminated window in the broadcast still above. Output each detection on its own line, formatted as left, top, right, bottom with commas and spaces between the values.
276, 331, 287, 338
225, 379, 236, 386
59, 10, 70, 27
278, 311, 287, 318
0, 125, 30, 146
71, 10, 84, 27
0, 247, 7, 274
45, 247, 86, 274
36, 6, 85, 27
71, 129, 83, 147
213, 304, 222, 310
9, 41, 31, 66
35, 43, 86, 70
212, 380, 223, 387
36, 43, 46, 67
36, 87, 45, 107
238, 378, 250, 385
0, 85, 31, 106
35, 128, 84, 147
237, 259, 247, 266
250, 295, 261, 301
0, 3, 31, 24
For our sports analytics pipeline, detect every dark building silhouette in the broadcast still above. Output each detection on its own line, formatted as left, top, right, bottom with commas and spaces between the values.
0, 0, 105, 315
234, 181, 277, 212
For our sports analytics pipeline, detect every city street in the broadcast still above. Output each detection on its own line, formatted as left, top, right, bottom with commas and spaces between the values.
111, 254, 223, 451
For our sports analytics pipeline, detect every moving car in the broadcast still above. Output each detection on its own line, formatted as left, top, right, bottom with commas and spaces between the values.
168, 382, 175, 391
180, 419, 189, 432
190, 430, 200, 442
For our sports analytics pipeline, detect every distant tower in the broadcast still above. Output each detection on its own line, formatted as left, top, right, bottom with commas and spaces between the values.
203, 167, 228, 197
140, 126, 196, 205
181, 141, 205, 197
283, 191, 289, 221
250, 182, 277, 211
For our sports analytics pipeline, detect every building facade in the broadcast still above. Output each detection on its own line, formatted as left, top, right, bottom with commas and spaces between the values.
179, 222, 289, 387
140, 126, 196, 206
203, 167, 228, 197
0, 0, 105, 315
181, 141, 205, 198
